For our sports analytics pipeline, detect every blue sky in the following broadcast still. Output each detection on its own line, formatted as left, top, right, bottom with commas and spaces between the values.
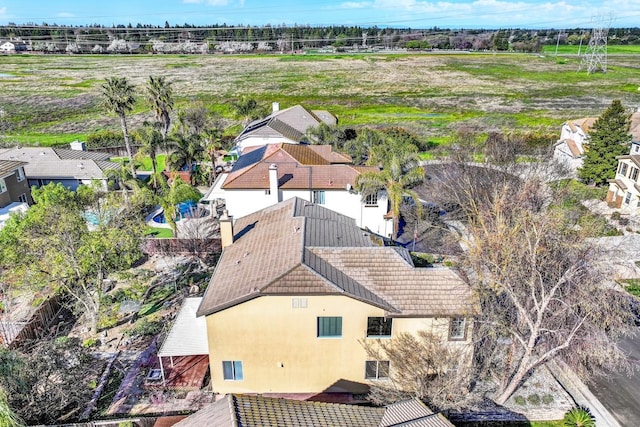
0, 0, 638, 29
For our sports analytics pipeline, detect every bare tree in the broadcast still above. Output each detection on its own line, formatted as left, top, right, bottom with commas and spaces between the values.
362, 330, 473, 410
464, 184, 635, 404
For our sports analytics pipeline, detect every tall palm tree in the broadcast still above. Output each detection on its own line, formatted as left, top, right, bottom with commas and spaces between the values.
134, 124, 165, 190
166, 134, 205, 184
145, 76, 174, 142
233, 96, 266, 127
102, 77, 136, 171
356, 149, 425, 239
105, 164, 139, 206
203, 126, 225, 184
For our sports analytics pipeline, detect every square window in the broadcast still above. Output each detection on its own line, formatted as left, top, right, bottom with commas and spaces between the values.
364, 193, 378, 207
222, 360, 243, 381
366, 317, 392, 337
18, 193, 27, 203
365, 360, 390, 380
0, 179, 6, 194
312, 190, 325, 205
265, 189, 271, 195
291, 297, 308, 309
317, 316, 342, 337
449, 317, 466, 340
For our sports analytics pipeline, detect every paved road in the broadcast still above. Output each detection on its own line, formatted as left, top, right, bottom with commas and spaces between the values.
590, 332, 640, 427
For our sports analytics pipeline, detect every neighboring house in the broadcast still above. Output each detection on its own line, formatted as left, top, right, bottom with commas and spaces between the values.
0, 160, 30, 207
233, 103, 337, 154
175, 395, 455, 427
605, 111, 640, 211
196, 198, 476, 397
203, 143, 391, 235
553, 117, 596, 172
0, 160, 31, 228
0, 40, 27, 53
0, 147, 119, 191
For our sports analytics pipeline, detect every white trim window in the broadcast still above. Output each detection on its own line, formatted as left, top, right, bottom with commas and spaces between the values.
16, 167, 25, 182
365, 360, 389, 380
449, 317, 467, 341
0, 178, 6, 194
312, 190, 325, 205
222, 360, 243, 381
364, 193, 378, 207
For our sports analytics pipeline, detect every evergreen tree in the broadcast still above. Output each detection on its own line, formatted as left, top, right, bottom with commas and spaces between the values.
578, 100, 631, 186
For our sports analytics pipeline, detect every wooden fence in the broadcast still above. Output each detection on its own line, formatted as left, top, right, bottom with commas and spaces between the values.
0, 294, 65, 349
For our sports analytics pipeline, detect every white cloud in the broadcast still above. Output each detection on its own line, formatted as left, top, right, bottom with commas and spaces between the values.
338, 2, 373, 9
206, 0, 231, 5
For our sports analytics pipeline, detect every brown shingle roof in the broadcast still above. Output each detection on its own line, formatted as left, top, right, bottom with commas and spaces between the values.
222, 144, 377, 190
565, 139, 583, 157
175, 395, 454, 427
197, 197, 475, 318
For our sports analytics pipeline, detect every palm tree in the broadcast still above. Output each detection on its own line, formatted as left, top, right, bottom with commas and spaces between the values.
166, 134, 205, 184
134, 124, 165, 190
233, 96, 266, 127
356, 148, 425, 239
145, 76, 174, 142
105, 164, 139, 206
102, 77, 136, 171
203, 126, 225, 184
157, 177, 202, 237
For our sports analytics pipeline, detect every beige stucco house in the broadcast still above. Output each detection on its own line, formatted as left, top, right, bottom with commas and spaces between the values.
196, 197, 476, 397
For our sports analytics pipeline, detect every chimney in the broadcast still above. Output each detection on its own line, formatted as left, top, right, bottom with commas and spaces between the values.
269, 164, 280, 204
219, 210, 234, 249
272, 101, 280, 113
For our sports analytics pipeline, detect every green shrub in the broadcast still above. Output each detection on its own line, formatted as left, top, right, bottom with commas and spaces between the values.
125, 317, 162, 337
563, 406, 595, 427
527, 394, 541, 405
612, 211, 622, 220
513, 395, 526, 405
82, 338, 99, 348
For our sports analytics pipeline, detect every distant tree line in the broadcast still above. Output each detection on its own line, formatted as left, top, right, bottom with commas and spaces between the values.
1, 24, 640, 54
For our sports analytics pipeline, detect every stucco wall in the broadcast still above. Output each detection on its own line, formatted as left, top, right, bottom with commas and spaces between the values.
205, 295, 470, 394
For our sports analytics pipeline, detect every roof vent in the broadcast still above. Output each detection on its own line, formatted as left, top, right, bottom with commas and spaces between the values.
293, 226, 301, 233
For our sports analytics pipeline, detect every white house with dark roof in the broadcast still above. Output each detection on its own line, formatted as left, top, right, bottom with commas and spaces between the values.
232, 103, 337, 154
0, 147, 119, 191
203, 143, 391, 235
196, 198, 476, 397
553, 117, 596, 173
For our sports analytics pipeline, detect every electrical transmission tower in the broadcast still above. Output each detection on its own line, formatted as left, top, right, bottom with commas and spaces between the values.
579, 14, 612, 74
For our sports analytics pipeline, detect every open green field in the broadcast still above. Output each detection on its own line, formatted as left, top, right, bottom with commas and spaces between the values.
542, 44, 640, 55
1, 52, 640, 146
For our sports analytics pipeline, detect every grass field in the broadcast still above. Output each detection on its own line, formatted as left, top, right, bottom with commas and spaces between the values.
1, 52, 640, 146
543, 44, 640, 55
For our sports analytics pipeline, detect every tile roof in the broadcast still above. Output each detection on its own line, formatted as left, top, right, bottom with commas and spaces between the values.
0, 147, 117, 180
197, 197, 475, 318
565, 139, 583, 157
236, 105, 336, 144
0, 160, 25, 178
222, 143, 377, 191
175, 395, 454, 427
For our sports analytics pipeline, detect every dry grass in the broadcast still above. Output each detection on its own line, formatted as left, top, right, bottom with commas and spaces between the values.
1, 52, 639, 144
